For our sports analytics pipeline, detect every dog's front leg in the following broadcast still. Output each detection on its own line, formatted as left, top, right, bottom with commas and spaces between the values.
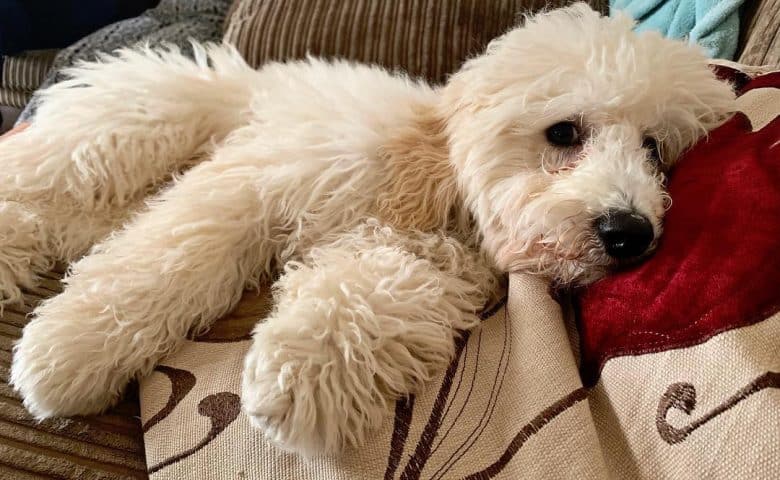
10, 151, 279, 420
242, 221, 498, 454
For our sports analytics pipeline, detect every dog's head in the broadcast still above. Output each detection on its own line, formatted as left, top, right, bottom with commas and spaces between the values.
441, 3, 736, 285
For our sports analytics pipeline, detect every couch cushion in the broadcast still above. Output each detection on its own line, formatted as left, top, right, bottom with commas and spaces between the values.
224, 0, 608, 84
738, 0, 780, 67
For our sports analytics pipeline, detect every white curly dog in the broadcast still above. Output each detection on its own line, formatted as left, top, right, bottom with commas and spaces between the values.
5, 4, 733, 454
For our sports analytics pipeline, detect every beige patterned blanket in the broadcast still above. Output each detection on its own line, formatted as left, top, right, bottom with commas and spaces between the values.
140, 273, 778, 479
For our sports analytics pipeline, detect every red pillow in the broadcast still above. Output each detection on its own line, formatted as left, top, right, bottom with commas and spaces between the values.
575, 69, 780, 386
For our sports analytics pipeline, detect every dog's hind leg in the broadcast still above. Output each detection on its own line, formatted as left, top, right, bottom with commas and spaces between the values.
8, 120, 368, 420
0, 43, 256, 304
9, 143, 281, 418
241, 221, 499, 454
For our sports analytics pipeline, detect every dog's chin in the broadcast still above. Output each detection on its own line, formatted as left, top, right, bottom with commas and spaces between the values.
547, 255, 643, 288
501, 241, 658, 287
567, 239, 661, 283
547, 255, 656, 289
547, 265, 605, 304
606, 245, 659, 274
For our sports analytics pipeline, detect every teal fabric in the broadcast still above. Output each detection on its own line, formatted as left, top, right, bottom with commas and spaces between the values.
611, 0, 745, 60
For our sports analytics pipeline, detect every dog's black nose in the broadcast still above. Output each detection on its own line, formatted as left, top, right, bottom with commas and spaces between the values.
595, 210, 654, 259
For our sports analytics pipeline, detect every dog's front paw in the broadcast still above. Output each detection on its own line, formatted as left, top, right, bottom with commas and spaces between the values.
10, 301, 127, 419
11, 343, 120, 420
241, 330, 388, 455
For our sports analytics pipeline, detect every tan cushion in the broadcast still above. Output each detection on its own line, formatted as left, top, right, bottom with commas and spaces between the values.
224, 0, 607, 83
0, 88, 31, 108
224, 0, 243, 32
738, 0, 780, 67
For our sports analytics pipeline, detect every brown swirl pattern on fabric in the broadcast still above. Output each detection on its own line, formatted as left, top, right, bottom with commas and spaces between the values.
147, 392, 241, 474
224, 0, 608, 84
0, 266, 147, 479
656, 372, 780, 445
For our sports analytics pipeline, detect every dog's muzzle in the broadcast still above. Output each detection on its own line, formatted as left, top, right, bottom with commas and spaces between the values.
595, 209, 654, 260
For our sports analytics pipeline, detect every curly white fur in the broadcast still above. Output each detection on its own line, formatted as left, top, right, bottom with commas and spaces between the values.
5, 4, 735, 454
244, 221, 495, 453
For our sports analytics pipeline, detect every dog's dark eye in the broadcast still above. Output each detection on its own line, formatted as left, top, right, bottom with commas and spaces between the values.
643, 137, 661, 165
546, 122, 580, 147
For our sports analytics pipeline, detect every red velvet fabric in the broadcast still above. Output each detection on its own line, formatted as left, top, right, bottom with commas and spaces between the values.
576, 73, 780, 386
